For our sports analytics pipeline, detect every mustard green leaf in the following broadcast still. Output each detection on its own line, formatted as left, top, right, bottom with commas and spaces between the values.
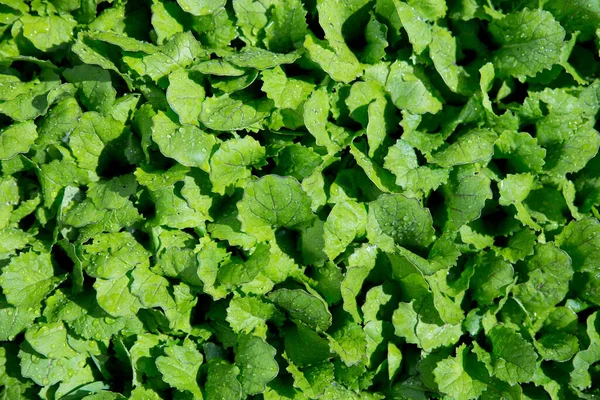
156, 340, 204, 398
367, 194, 435, 252
237, 175, 314, 242
0, 120, 37, 160
490, 9, 565, 78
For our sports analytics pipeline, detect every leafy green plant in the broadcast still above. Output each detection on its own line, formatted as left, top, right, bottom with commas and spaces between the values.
1, 0, 600, 399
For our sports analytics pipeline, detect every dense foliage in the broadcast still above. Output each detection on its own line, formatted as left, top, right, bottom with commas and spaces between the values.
1, 0, 600, 398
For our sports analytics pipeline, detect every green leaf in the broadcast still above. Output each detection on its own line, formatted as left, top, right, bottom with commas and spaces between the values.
123, 32, 204, 81
262, 66, 314, 110
324, 201, 367, 261
135, 166, 211, 229
261, 66, 314, 129
129, 387, 162, 400
227, 47, 300, 70
192, 60, 245, 77
4, 0, 600, 397
489, 326, 538, 385
327, 314, 367, 367
309, 261, 343, 306
469, 253, 513, 306
0, 78, 67, 122
494, 130, 546, 173
388, 342, 403, 382
513, 243, 573, 317
285, 359, 334, 398
431, 129, 496, 168
68, 112, 125, 171
498, 173, 540, 230
166, 69, 205, 125
81, 232, 149, 279
429, 25, 470, 94
346, 80, 384, 125
209, 136, 265, 194
196, 238, 229, 300
366, 194, 435, 252
384, 139, 449, 194
392, 0, 431, 55
130, 266, 174, 309
303, 33, 361, 84
268, 288, 332, 332
232, 0, 276, 46
386, 61, 442, 115
0, 120, 37, 160
546, 127, 600, 176
0, 178, 18, 230
211, 70, 259, 94
407, 0, 447, 20
66, 294, 130, 341
0, 228, 32, 260
283, 322, 331, 367
303, 0, 364, 83
25, 322, 77, 359
304, 88, 349, 154
226, 296, 280, 339
274, 143, 322, 181
151, 229, 205, 286
302, 164, 329, 212
365, 97, 390, 158
442, 166, 492, 232
94, 274, 142, 318
151, 0, 186, 44
495, 228, 537, 263
0, 306, 37, 341
177, 0, 226, 16
362, 282, 398, 324
235, 334, 278, 396
199, 94, 273, 131
535, 332, 579, 362
0, 252, 64, 311
151, 110, 216, 170
571, 312, 600, 390
341, 244, 377, 323
264, 0, 308, 52
490, 9, 565, 78
36, 97, 81, 147
155, 340, 203, 398
363, 13, 388, 64
350, 139, 400, 193
208, 199, 257, 251
205, 360, 243, 400
392, 300, 462, 352
544, 0, 600, 40
21, 14, 77, 51
556, 218, 600, 272
237, 175, 314, 242
19, 348, 93, 388
433, 345, 487, 400
63, 65, 116, 114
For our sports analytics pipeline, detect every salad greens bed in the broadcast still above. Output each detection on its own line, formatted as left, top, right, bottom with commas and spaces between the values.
2, 0, 600, 399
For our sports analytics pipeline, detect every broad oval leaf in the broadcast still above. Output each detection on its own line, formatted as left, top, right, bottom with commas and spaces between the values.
367, 194, 435, 252
199, 94, 273, 131
237, 175, 314, 242
490, 9, 565, 78
268, 288, 332, 331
